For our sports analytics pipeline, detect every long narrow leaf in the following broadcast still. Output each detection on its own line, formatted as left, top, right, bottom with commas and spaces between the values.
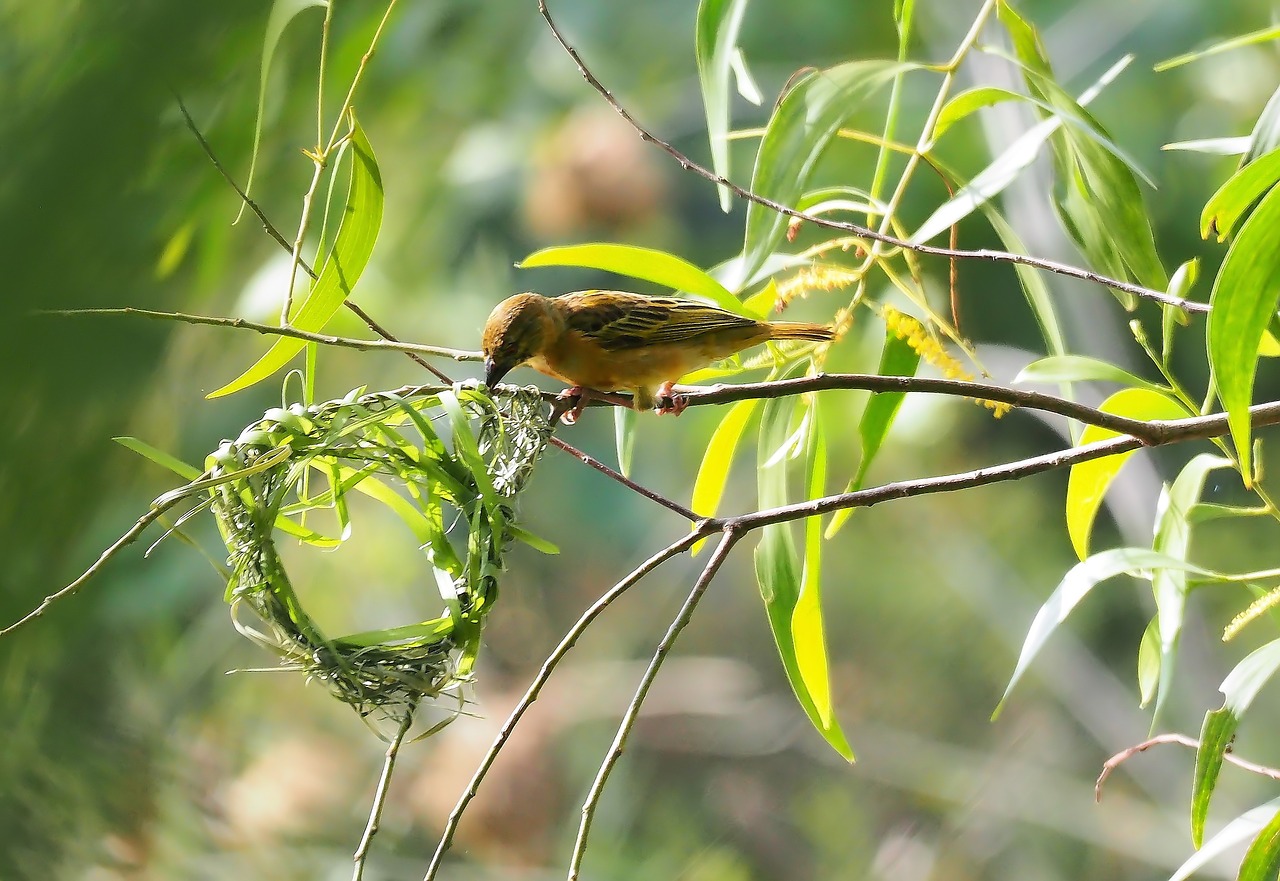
696, 0, 752, 211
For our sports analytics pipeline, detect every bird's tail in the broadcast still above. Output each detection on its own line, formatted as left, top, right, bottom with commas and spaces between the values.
766, 321, 836, 342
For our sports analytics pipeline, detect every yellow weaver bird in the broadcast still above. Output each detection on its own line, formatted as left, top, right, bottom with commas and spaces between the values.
482, 290, 835, 420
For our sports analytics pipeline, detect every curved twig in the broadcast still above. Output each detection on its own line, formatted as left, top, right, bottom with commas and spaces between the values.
533, 0, 1206, 315
1095, 733, 1280, 802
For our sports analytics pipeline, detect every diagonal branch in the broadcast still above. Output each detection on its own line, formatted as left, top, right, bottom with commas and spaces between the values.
421, 531, 705, 881
533, 0, 1206, 315
566, 530, 740, 881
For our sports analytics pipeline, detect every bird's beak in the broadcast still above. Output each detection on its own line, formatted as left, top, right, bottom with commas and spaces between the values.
484, 357, 509, 387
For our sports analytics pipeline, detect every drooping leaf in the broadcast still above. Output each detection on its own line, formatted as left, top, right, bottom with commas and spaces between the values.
1162, 137, 1252, 156
237, 0, 329, 224
691, 399, 758, 553
695, 0, 752, 211
755, 391, 853, 760
743, 60, 912, 280
520, 243, 746, 315
793, 403, 837, 728
1237, 809, 1280, 881
1243, 82, 1280, 167
211, 115, 382, 397
1193, 638, 1280, 846
1149, 455, 1235, 723
995, 548, 1216, 718
1066, 388, 1187, 559
1206, 182, 1280, 483
912, 55, 1132, 245
614, 406, 637, 477
1137, 617, 1160, 708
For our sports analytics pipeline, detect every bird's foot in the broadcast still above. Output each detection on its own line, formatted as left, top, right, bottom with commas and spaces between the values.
556, 386, 590, 424
655, 381, 689, 417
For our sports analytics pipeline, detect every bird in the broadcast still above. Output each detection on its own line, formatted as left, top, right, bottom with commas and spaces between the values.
481, 290, 835, 421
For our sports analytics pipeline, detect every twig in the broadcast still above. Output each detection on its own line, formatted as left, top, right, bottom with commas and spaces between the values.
566, 530, 739, 881
353, 699, 420, 881
0, 499, 184, 637
533, 0, 1207, 315
420, 531, 705, 881
1095, 733, 1280, 802
176, 92, 454, 383
45, 307, 481, 362
547, 436, 700, 522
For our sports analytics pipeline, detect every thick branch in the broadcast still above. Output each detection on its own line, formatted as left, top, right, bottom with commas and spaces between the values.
533, 0, 1205, 315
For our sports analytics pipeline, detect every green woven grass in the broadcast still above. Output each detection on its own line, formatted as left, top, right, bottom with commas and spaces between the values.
205, 384, 551, 717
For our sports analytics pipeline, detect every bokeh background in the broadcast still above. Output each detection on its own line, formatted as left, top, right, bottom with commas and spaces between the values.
3, 1, 1280, 878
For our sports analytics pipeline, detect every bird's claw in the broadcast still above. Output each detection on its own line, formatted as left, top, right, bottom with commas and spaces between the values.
555, 386, 589, 424
655, 382, 688, 417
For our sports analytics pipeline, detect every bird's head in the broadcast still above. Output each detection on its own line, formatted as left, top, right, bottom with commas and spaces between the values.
481, 292, 559, 387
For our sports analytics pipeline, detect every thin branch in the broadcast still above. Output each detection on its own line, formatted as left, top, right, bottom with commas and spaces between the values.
45, 308, 481, 362
175, 95, 312, 274
176, 92, 454, 383
0, 498, 184, 637
421, 531, 705, 881
547, 436, 701, 522
566, 530, 739, 881
728, 399, 1280, 531
353, 699, 419, 881
1095, 733, 1280, 802
533, 0, 1207, 315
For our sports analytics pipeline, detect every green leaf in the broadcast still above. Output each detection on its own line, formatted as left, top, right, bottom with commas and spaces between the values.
1137, 617, 1160, 708
755, 392, 853, 760
113, 436, 202, 481
997, 0, 1052, 77
825, 329, 919, 538
1193, 638, 1280, 846
933, 86, 1025, 140
1162, 137, 1252, 156
691, 399, 758, 553
793, 405, 837, 727
1155, 24, 1280, 71
995, 548, 1215, 718
1014, 355, 1165, 392
614, 406, 637, 477
1237, 809, 1280, 881
1066, 388, 1187, 559
695, 0, 752, 211
1207, 182, 1280, 484
1187, 501, 1271, 523
237, 0, 329, 224
519, 243, 746, 315
912, 55, 1132, 245
1149, 455, 1236, 723
1171, 798, 1280, 881
211, 115, 383, 397
743, 60, 911, 280
507, 523, 560, 555
1200, 146, 1280, 241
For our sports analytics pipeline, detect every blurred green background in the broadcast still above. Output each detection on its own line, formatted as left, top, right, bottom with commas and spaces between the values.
3, 1, 1279, 879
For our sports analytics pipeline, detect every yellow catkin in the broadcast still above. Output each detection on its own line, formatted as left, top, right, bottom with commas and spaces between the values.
881, 306, 1011, 419
776, 264, 862, 308
1223, 586, 1280, 642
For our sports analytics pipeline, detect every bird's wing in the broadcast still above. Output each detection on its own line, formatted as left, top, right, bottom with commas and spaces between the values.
559, 291, 759, 351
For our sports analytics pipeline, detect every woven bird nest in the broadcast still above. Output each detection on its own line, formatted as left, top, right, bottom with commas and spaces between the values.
204, 384, 550, 717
